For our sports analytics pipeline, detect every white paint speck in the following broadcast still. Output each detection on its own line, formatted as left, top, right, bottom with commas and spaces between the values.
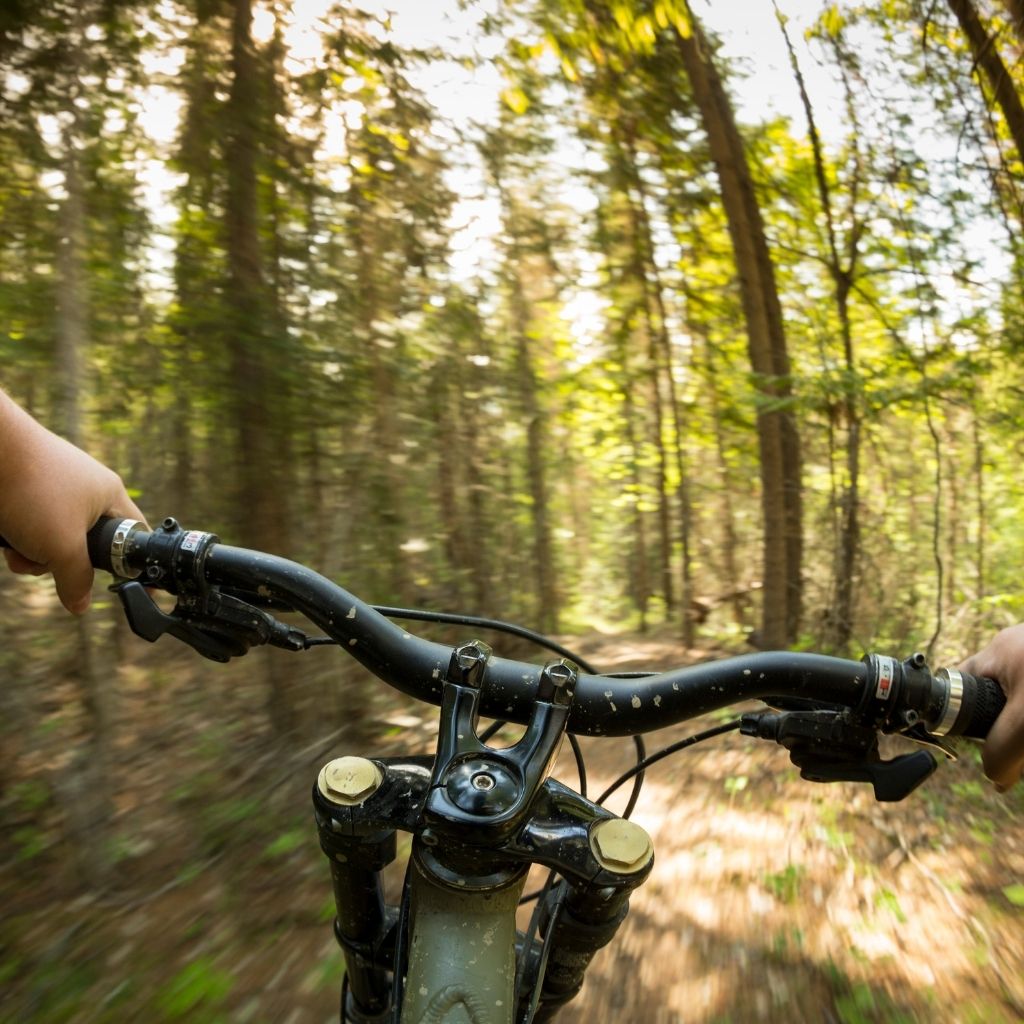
654, 695, 662, 707
347, 606, 357, 619
631, 695, 641, 708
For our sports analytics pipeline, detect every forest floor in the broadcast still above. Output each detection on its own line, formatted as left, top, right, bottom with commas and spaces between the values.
2, 626, 1023, 1024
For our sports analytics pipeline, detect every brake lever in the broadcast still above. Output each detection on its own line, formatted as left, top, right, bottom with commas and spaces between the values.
789, 747, 938, 802
740, 709, 938, 802
115, 581, 245, 662
114, 581, 307, 662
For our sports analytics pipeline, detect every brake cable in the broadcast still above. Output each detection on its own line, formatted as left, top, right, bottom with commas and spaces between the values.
596, 719, 743, 804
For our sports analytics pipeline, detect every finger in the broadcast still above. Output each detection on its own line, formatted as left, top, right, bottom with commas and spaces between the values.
4, 549, 48, 575
103, 479, 148, 530
957, 655, 977, 676
982, 701, 1024, 790
104, 501, 149, 531
51, 541, 95, 615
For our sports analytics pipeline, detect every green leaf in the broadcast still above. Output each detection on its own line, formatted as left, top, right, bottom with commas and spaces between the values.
1002, 884, 1024, 907
156, 958, 233, 1018
263, 827, 307, 859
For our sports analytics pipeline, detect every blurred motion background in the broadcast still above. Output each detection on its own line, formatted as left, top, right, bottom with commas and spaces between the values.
1, 0, 1023, 1020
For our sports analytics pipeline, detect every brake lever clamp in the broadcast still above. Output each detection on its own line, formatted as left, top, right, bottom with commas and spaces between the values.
741, 708, 938, 802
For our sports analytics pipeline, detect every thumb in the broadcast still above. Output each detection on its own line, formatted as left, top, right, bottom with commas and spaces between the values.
51, 542, 95, 614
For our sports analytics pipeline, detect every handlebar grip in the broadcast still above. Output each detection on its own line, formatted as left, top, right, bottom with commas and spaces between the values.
933, 667, 1007, 739
955, 672, 1007, 740
86, 516, 121, 573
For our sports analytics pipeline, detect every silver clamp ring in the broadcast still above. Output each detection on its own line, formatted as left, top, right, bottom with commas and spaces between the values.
110, 518, 142, 579
933, 667, 964, 736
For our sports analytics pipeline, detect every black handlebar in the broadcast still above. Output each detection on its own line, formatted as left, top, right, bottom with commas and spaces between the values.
70, 516, 1006, 744
3, 517, 1005, 741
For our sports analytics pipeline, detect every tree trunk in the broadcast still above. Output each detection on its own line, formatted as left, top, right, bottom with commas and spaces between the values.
971, 398, 986, 649
621, 370, 650, 633
54, 91, 115, 888
621, 126, 695, 642
949, 0, 1024, 164
226, 0, 289, 553
434, 336, 488, 611
510, 277, 559, 633
1003, 0, 1024, 46
777, 11, 863, 651
697, 322, 745, 625
675, 5, 803, 647
226, 0, 296, 735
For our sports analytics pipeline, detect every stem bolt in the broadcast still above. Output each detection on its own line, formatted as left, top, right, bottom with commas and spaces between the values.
318, 756, 382, 806
590, 818, 654, 874
471, 772, 496, 791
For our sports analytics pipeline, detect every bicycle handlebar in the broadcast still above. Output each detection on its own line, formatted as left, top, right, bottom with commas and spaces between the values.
74, 516, 1006, 743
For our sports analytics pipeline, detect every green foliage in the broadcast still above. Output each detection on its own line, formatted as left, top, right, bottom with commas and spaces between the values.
873, 888, 907, 923
0, 0, 1018, 654
262, 826, 308, 860
723, 774, 748, 795
1002, 884, 1024, 908
155, 957, 233, 1021
764, 863, 803, 904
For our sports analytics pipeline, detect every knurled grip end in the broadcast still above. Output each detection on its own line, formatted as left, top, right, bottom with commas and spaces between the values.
954, 673, 1007, 740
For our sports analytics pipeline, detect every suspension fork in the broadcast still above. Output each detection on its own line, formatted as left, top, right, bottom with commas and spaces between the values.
313, 756, 430, 1024
528, 872, 645, 1023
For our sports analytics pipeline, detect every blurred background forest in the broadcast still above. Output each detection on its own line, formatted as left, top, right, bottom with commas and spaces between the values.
2, 0, 1024, 1021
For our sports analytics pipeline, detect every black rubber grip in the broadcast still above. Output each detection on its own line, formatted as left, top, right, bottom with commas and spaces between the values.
86, 516, 120, 573
954, 672, 1008, 739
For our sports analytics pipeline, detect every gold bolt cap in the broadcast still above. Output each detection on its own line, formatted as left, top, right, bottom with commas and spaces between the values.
318, 756, 382, 805
590, 818, 654, 874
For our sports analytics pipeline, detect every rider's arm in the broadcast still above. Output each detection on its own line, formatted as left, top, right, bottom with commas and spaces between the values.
0, 391, 146, 614
960, 624, 1024, 790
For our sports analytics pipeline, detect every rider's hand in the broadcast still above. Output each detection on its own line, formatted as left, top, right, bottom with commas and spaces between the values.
959, 624, 1024, 791
0, 393, 146, 614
